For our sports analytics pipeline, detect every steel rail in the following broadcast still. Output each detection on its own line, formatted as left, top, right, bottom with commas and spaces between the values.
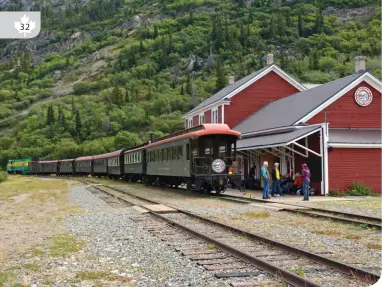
80, 180, 323, 287
218, 194, 382, 228
94, 182, 379, 283
152, 212, 322, 287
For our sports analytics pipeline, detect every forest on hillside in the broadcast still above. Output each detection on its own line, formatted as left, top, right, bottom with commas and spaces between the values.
0, 0, 381, 167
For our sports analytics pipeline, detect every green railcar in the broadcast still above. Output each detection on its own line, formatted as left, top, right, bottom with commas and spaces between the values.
6, 158, 32, 174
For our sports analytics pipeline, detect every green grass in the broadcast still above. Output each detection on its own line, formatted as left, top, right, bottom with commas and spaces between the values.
240, 211, 270, 219
49, 234, 85, 257
0, 272, 13, 287
289, 267, 305, 276
208, 243, 216, 249
74, 270, 132, 282
366, 242, 382, 250
312, 229, 341, 236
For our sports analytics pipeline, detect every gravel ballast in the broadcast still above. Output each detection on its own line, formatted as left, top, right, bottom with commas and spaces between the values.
65, 186, 244, 286
113, 184, 382, 270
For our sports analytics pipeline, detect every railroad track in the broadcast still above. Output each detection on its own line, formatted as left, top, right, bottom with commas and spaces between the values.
79, 179, 379, 287
218, 195, 382, 230
27, 175, 382, 229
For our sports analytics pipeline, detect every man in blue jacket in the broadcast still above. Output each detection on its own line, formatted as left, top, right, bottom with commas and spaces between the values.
261, 161, 270, 199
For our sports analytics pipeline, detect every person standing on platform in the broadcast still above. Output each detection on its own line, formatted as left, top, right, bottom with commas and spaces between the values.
271, 163, 282, 197
261, 161, 270, 199
301, 163, 311, 201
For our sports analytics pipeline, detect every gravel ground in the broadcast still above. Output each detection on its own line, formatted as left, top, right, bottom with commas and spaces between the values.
65, 186, 254, 286
113, 184, 382, 270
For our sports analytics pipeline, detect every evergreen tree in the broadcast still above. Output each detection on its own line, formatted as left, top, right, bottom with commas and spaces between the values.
298, 14, 304, 37
46, 104, 55, 125
153, 25, 159, 39
215, 61, 227, 92
185, 75, 192, 95
314, 8, 324, 34
75, 109, 82, 139
139, 39, 145, 54
277, 15, 285, 37
111, 86, 123, 107
125, 88, 130, 103
269, 15, 276, 39
71, 95, 75, 116
180, 85, 184, 95
57, 105, 66, 128
310, 50, 319, 70
22, 49, 31, 73
146, 86, 153, 100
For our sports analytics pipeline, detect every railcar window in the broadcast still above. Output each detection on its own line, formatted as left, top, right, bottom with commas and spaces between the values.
205, 148, 212, 155
186, 144, 190, 160
155, 150, 158, 161
168, 148, 172, 160
163, 149, 167, 161
173, 147, 177, 160
178, 146, 183, 159
192, 149, 198, 157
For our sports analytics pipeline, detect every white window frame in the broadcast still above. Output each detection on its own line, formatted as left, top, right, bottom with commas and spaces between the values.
199, 113, 205, 124
212, 108, 218, 123
187, 118, 193, 128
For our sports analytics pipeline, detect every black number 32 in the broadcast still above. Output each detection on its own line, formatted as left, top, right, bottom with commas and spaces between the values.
20, 24, 30, 31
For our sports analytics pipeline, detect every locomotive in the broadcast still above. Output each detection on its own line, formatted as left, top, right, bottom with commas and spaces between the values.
28, 124, 243, 194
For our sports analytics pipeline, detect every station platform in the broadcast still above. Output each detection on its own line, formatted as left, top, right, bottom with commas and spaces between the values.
223, 189, 356, 204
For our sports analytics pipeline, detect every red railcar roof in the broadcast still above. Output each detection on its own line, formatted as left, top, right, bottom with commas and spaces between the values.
93, 149, 124, 160
75, 156, 93, 161
39, 160, 58, 164
59, 159, 74, 162
124, 146, 145, 154
146, 124, 240, 149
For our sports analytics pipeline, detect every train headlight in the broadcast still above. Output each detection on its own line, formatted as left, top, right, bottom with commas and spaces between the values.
211, 159, 226, 173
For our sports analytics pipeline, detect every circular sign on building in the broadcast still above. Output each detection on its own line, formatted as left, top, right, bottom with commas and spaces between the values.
211, 159, 226, 173
354, 87, 373, 107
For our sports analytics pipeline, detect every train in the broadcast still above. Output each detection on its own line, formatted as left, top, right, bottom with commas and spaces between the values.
25, 124, 244, 194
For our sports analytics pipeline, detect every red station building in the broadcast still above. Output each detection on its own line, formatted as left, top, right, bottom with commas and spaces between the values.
182, 55, 382, 195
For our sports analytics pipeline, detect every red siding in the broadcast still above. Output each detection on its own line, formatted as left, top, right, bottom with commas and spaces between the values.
218, 106, 222, 123
225, 71, 300, 128
308, 82, 381, 128
205, 110, 212, 124
328, 148, 381, 193
193, 115, 199, 127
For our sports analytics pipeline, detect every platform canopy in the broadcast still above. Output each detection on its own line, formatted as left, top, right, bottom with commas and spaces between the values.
237, 125, 321, 151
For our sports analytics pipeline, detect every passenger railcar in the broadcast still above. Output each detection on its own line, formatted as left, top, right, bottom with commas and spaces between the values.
58, 159, 75, 175
28, 161, 40, 175
40, 160, 58, 175
105, 149, 127, 178
74, 156, 93, 176
123, 146, 146, 182
145, 124, 242, 193
93, 154, 108, 176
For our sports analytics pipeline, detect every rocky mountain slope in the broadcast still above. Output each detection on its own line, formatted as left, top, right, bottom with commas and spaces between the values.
0, 0, 380, 165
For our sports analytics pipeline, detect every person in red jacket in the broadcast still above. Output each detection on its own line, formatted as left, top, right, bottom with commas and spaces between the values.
290, 172, 302, 194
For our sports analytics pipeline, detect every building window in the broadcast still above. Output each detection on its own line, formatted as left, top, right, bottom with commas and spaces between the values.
212, 108, 218, 123
188, 118, 193, 128
199, 113, 205, 124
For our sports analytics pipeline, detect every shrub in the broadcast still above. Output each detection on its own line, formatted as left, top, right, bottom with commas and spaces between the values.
329, 183, 375, 197
0, 171, 8, 183
347, 182, 375, 196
